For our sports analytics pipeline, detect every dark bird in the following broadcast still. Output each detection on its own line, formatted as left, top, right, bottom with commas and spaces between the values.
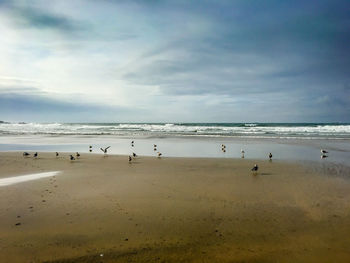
157, 152, 162, 158
131, 141, 134, 147
128, 156, 132, 162
89, 145, 92, 148
89, 149, 92, 152
89, 146, 92, 152
321, 149, 328, 154
34, 152, 38, 158
70, 155, 75, 161
23, 152, 30, 157
56, 152, 59, 157
269, 153, 272, 160
76, 152, 80, 158
100, 146, 111, 154
251, 164, 258, 172
154, 148, 157, 151
133, 152, 137, 157
154, 144, 157, 148
321, 155, 328, 159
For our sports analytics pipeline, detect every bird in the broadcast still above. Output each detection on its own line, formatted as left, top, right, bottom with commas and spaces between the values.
154, 144, 157, 148
154, 147, 157, 151
70, 155, 75, 161
89, 145, 92, 148
56, 152, 59, 157
34, 152, 38, 158
100, 146, 111, 154
132, 152, 137, 158
76, 152, 80, 158
23, 152, 30, 157
269, 153, 272, 160
321, 155, 328, 159
157, 152, 162, 158
321, 149, 328, 154
89, 149, 92, 152
241, 149, 245, 158
128, 156, 132, 162
89, 146, 92, 152
251, 164, 258, 172
131, 141, 134, 147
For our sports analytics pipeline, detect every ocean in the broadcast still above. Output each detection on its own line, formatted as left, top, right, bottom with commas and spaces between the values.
1, 122, 350, 139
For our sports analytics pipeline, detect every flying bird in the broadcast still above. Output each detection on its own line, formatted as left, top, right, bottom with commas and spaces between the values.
100, 146, 111, 154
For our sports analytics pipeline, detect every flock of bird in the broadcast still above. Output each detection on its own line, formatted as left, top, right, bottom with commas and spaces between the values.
21, 142, 330, 175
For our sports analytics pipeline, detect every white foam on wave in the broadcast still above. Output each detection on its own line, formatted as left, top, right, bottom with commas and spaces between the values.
0, 171, 61, 186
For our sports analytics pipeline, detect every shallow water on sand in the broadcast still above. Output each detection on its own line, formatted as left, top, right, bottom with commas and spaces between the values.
0, 171, 60, 186
0, 135, 350, 165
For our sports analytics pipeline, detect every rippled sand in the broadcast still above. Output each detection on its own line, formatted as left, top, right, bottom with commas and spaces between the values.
0, 152, 350, 262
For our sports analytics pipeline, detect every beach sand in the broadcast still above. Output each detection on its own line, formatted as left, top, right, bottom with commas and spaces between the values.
1, 152, 350, 262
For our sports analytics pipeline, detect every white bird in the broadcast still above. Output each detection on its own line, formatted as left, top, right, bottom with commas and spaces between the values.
321, 149, 328, 154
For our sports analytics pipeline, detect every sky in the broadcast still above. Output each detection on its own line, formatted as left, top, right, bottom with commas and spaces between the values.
0, 0, 349, 123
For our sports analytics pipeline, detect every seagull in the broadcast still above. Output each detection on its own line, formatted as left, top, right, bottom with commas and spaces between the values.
56, 152, 59, 157
100, 146, 111, 154
321, 149, 328, 154
76, 152, 80, 158
251, 164, 258, 172
23, 152, 30, 157
128, 156, 132, 162
269, 153, 272, 160
34, 152, 38, 158
132, 152, 137, 157
70, 155, 75, 161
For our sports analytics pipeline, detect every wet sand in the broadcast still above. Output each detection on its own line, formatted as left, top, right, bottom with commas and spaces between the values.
1, 152, 350, 262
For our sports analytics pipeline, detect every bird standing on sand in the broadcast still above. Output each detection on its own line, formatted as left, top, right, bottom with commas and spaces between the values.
100, 146, 111, 154
157, 152, 162, 158
269, 153, 272, 160
23, 152, 30, 157
251, 164, 258, 172
128, 156, 132, 162
56, 152, 59, 157
241, 149, 245, 158
133, 152, 137, 157
76, 152, 80, 158
70, 155, 75, 161
34, 152, 38, 158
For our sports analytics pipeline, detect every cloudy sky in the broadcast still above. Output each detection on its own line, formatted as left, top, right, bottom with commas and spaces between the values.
0, 0, 349, 122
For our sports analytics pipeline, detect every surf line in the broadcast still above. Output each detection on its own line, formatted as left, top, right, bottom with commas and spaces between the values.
0, 171, 61, 186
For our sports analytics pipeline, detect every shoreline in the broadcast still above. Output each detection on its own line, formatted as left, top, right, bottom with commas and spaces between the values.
1, 152, 350, 262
